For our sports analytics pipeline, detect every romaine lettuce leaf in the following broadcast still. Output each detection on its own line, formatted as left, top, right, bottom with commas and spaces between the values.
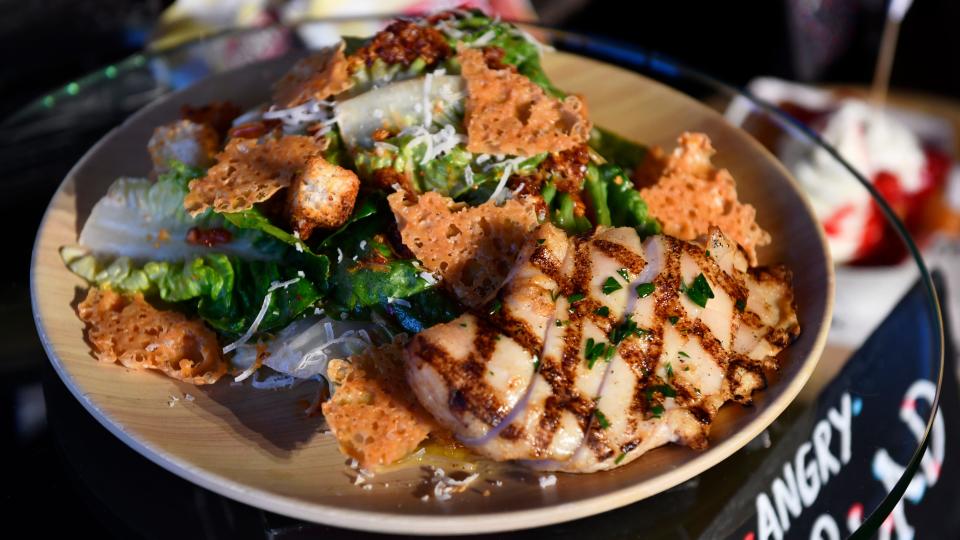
330, 260, 432, 311
198, 258, 322, 336
440, 10, 561, 96
584, 163, 661, 237
385, 288, 462, 334
77, 161, 284, 262
589, 127, 649, 171
64, 251, 322, 338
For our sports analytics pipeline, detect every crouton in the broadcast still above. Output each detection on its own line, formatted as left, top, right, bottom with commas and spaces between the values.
77, 288, 226, 385
458, 47, 592, 157
388, 191, 539, 307
147, 119, 219, 174
183, 134, 323, 216
640, 133, 770, 265
286, 156, 360, 240
321, 337, 439, 469
273, 43, 353, 108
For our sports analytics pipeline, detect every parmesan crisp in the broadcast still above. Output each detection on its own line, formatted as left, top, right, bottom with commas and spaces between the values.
321, 337, 440, 469
273, 43, 353, 107
640, 132, 770, 265
388, 190, 538, 308
183, 135, 324, 216
459, 47, 591, 156
77, 288, 226, 385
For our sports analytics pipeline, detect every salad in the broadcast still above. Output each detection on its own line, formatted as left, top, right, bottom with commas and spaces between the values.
62, 10, 800, 477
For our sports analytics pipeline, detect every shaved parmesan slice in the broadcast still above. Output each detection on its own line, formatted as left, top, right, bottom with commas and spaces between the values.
335, 75, 464, 151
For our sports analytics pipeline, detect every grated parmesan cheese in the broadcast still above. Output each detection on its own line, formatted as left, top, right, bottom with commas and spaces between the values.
263, 99, 335, 133
538, 474, 557, 488
268, 277, 301, 292
469, 29, 497, 47
223, 291, 273, 355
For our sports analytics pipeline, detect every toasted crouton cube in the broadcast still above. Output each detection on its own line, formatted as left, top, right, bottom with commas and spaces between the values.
147, 119, 219, 174
287, 156, 360, 239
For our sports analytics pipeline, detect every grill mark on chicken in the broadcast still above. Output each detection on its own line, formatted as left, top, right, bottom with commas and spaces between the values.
499, 423, 523, 440
726, 355, 768, 404
529, 245, 567, 291
592, 239, 647, 274
482, 302, 543, 355
766, 328, 794, 350
686, 319, 730, 371
682, 242, 747, 303
687, 404, 713, 425
582, 298, 615, 331
584, 417, 617, 462
532, 240, 595, 454
411, 332, 512, 429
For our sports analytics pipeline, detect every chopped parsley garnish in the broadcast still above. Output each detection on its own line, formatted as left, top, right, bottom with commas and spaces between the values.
735, 298, 747, 312
555, 319, 568, 327
602, 277, 622, 295
533, 358, 540, 372
594, 409, 611, 429
488, 299, 502, 315
537, 238, 546, 245
609, 315, 643, 344
567, 292, 586, 313
706, 250, 711, 257
683, 273, 715, 308
594, 306, 610, 317
459, 323, 468, 328
635, 282, 655, 298
615, 452, 628, 464
650, 404, 665, 418
665, 362, 674, 380
550, 290, 560, 301
645, 384, 677, 400
678, 351, 690, 358
584, 338, 609, 368
616, 268, 631, 281
668, 315, 679, 325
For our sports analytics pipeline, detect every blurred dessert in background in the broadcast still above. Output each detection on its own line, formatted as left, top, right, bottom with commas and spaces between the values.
779, 97, 950, 265
728, 78, 959, 266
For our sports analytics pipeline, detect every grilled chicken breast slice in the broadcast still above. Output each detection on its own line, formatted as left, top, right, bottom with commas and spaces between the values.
407, 225, 799, 472
405, 224, 568, 443
479, 227, 648, 462
546, 229, 798, 473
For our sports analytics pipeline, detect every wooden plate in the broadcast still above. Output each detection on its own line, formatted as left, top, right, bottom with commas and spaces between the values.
31, 52, 833, 535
